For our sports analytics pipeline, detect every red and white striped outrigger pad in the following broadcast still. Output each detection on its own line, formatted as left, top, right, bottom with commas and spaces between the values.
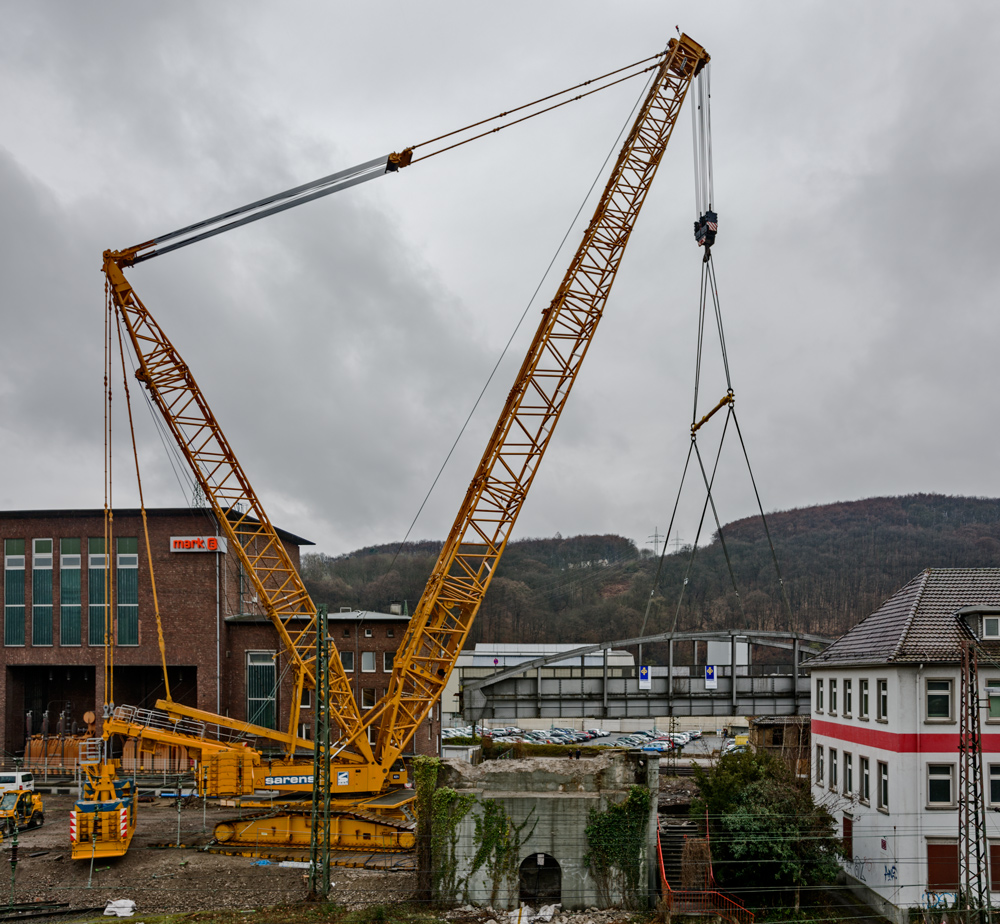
119, 806, 128, 839
69, 811, 78, 843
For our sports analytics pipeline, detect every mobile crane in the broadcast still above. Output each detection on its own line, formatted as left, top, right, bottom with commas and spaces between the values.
71, 33, 709, 860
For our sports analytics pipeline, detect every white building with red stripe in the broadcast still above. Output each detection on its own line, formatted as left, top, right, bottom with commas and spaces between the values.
807, 569, 1000, 924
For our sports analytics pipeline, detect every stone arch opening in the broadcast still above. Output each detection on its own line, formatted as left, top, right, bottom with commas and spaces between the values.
519, 852, 561, 907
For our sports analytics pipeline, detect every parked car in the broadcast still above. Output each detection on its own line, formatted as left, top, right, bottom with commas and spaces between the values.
0, 772, 33, 796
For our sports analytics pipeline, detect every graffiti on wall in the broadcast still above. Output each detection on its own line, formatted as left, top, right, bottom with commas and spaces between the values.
921, 891, 957, 910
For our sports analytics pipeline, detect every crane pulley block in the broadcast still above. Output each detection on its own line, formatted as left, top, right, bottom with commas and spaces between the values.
694, 209, 718, 249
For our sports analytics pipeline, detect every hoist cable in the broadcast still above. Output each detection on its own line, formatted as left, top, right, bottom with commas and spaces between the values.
704, 63, 715, 209
692, 413, 749, 629
637, 440, 695, 642
731, 408, 796, 630
690, 78, 702, 218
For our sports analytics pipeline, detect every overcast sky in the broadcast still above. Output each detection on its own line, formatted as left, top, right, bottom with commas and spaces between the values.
1, 2, 998, 558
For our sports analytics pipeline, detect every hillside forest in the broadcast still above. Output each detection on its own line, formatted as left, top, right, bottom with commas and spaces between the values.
300, 494, 1000, 664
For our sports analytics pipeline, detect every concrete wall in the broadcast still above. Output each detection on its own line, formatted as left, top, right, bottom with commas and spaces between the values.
439, 751, 659, 911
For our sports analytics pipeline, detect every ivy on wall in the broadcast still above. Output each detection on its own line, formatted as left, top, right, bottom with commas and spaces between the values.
584, 784, 651, 909
469, 799, 537, 910
413, 756, 476, 905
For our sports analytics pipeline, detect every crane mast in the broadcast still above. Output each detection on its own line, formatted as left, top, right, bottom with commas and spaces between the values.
371, 33, 708, 768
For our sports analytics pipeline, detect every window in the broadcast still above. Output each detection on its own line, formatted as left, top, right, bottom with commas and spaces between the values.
830, 679, 838, 714
843, 815, 853, 859
383, 651, 394, 673
830, 749, 838, 790
31, 539, 53, 646
985, 616, 1000, 638
991, 842, 1000, 892
987, 678, 1000, 720
878, 761, 889, 811
927, 840, 959, 890
928, 764, 955, 806
816, 678, 824, 713
88, 538, 107, 646
361, 651, 375, 672
4, 539, 25, 647
116, 538, 138, 646
342, 627, 350, 637
990, 765, 1000, 804
300, 688, 311, 709
386, 627, 394, 638
364, 627, 373, 638
246, 651, 277, 729
926, 679, 952, 721
859, 679, 869, 719
860, 757, 870, 804
877, 679, 888, 721
59, 538, 81, 646
844, 752, 853, 795
844, 679, 852, 716
816, 745, 824, 784
361, 688, 376, 709
770, 726, 784, 746
341, 651, 354, 672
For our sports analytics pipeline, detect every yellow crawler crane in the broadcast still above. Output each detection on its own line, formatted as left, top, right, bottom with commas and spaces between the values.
86, 33, 709, 860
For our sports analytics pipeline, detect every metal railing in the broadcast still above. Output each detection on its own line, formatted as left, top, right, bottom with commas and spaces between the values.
657, 827, 754, 924
112, 705, 207, 739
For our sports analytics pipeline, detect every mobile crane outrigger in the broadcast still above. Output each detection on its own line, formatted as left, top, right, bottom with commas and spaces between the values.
71, 33, 709, 860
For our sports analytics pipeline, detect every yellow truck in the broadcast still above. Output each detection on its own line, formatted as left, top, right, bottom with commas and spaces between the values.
0, 790, 44, 835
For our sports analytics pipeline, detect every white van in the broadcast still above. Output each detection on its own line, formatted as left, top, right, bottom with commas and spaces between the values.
0, 772, 34, 795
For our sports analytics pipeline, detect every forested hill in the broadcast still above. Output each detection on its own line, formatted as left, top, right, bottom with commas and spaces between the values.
300, 494, 1000, 657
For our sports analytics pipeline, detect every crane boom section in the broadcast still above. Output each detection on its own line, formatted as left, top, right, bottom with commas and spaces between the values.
372, 34, 709, 767
104, 257, 374, 765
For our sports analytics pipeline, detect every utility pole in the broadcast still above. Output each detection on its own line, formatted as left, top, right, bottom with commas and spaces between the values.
959, 640, 989, 924
647, 527, 664, 555
308, 605, 331, 900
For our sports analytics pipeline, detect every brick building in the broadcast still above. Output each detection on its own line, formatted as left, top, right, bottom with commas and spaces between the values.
0, 508, 440, 761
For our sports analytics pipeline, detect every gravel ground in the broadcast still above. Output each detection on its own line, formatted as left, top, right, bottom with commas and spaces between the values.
4, 793, 415, 916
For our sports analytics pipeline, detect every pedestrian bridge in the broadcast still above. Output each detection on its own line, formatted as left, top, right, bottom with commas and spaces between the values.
459, 630, 833, 721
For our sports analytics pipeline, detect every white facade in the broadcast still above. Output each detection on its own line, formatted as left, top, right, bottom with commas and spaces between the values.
811, 660, 1000, 923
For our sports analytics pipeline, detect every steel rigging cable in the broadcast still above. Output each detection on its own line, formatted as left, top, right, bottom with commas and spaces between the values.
639, 63, 794, 648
